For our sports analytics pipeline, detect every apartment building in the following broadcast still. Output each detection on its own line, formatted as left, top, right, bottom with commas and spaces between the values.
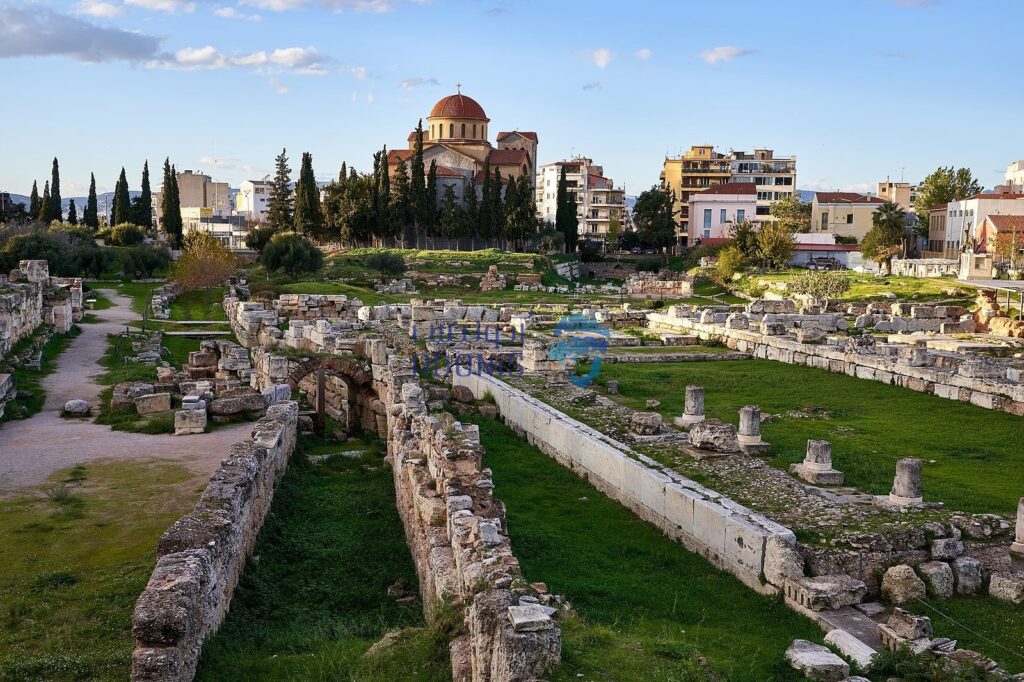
877, 180, 918, 212
181, 207, 250, 250
688, 182, 757, 240
536, 157, 625, 240
155, 169, 231, 229
237, 179, 271, 223
661, 145, 796, 246
810, 192, 884, 241
944, 193, 1024, 253
995, 160, 1024, 194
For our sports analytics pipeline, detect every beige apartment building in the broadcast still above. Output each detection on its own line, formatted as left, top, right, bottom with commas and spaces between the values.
877, 180, 918, 212
154, 169, 231, 229
661, 145, 796, 246
810, 192, 884, 241
536, 157, 625, 241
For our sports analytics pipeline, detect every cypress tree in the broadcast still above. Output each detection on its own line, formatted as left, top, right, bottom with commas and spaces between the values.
410, 120, 427, 246
135, 161, 153, 228
391, 156, 411, 235
67, 199, 78, 225
339, 161, 347, 184
425, 160, 438, 238
160, 158, 183, 246
461, 181, 478, 249
29, 181, 40, 218
85, 173, 99, 229
112, 167, 131, 225
555, 165, 578, 252
293, 151, 323, 237
479, 160, 492, 239
39, 181, 51, 222
49, 157, 62, 222
491, 166, 504, 245
266, 148, 293, 231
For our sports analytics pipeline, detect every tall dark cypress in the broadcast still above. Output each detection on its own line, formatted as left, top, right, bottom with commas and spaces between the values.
112, 167, 131, 225
85, 173, 99, 229
491, 166, 504, 244
136, 161, 153, 228
293, 151, 323, 236
49, 157, 62, 222
479, 160, 492, 238
29, 181, 40, 217
425, 160, 437, 238
67, 199, 78, 225
266, 148, 293, 231
39, 181, 51, 221
410, 120, 427, 245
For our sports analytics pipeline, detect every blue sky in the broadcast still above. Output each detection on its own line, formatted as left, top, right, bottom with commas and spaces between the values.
1, 0, 1021, 199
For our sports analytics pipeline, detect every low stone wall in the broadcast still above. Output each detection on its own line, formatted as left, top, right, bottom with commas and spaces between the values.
624, 272, 693, 299
648, 305, 1024, 417
380, 342, 561, 681
452, 371, 797, 594
130, 401, 299, 681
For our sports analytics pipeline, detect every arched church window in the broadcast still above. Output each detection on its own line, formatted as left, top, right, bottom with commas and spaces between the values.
449, 123, 454, 138
472, 124, 477, 138
461, 123, 466, 137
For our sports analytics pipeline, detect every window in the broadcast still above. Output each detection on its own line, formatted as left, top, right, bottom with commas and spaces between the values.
737, 209, 745, 222
438, 126, 442, 139
720, 209, 727, 223
846, 214, 853, 224
821, 212, 829, 227
703, 209, 712, 228
449, 123, 454, 137
461, 123, 466, 137
704, 229, 711, 238
473, 124, 477, 138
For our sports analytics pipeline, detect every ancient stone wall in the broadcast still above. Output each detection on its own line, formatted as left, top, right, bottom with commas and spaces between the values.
624, 272, 693, 299
452, 371, 797, 595
648, 304, 1024, 416
1, 260, 84, 356
130, 402, 298, 682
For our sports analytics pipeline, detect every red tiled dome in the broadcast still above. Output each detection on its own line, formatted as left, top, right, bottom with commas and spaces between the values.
429, 93, 488, 120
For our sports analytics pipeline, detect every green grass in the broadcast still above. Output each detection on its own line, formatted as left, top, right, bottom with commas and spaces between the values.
83, 287, 113, 311
0, 460, 200, 681
597, 360, 1023, 515
91, 335, 181, 434
93, 282, 157, 317
0, 325, 81, 424
607, 345, 738, 355
469, 416, 821, 682
737, 270, 971, 303
169, 288, 227, 321
902, 597, 1024, 675
197, 437, 452, 681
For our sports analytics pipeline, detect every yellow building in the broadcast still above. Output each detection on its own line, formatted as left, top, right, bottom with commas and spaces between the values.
877, 180, 918, 212
810, 192, 884, 242
660, 145, 732, 245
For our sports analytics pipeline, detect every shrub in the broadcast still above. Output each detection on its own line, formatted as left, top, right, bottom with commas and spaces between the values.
118, 244, 170, 279
107, 223, 145, 247
716, 245, 745, 279
363, 252, 406, 282
579, 241, 603, 263
637, 256, 661, 273
245, 226, 277, 253
261, 232, 324, 279
788, 269, 851, 302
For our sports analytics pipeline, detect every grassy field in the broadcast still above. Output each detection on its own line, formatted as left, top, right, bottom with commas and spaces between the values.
197, 437, 452, 681
169, 288, 227, 321
903, 597, 1024, 675
736, 270, 972, 303
595, 360, 1023, 516
0, 325, 81, 424
0, 460, 201, 681
470, 416, 821, 682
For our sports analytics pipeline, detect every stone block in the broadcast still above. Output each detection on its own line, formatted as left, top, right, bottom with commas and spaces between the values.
988, 571, 1024, 605
881, 565, 926, 604
888, 607, 932, 640
931, 537, 964, 560
664, 484, 696, 535
824, 629, 876, 671
691, 497, 727, 554
785, 575, 867, 611
785, 639, 849, 682
953, 556, 982, 595
725, 514, 767, 575
918, 561, 954, 599
507, 604, 555, 632
687, 419, 739, 452
135, 392, 171, 415
63, 399, 89, 416
629, 411, 663, 436
174, 409, 207, 435
764, 535, 804, 588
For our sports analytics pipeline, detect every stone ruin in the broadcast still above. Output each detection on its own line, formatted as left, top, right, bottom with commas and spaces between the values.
375, 277, 418, 295
149, 283, 178, 320
974, 289, 1024, 338
624, 271, 693, 299
479, 264, 507, 292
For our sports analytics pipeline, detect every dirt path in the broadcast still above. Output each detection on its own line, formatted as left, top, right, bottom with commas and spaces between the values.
0, 290, 251, 491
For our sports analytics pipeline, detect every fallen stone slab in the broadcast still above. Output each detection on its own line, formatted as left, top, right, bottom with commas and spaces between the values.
988, 571, 1024, 605
209, 393, 267, 417
918, 561, 954, 599
135, 392, 171, 416
785, 575, 867, 611
784, 639, 849, 682
823, 628, 876, 670
507, 604, 556, 632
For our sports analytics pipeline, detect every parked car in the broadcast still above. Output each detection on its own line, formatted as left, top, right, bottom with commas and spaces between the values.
807, 257, 844, 271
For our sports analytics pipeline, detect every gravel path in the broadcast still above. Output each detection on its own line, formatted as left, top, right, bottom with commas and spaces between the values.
0, 290, 251, 491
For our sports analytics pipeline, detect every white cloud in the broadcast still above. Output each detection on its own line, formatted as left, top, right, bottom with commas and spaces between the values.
342, 65, 368, 79
400, 76, 438, 89
214, 6, 262, 19
589, 48, 612, 69
275, 84, 289, 93
634, 48, 652, 60
124, 0, 196, 12
697, 46, 755, 65
151, 45, 333, 74
582, 80, 602, 91
0, 5, 162, 62
74, 0, 125, 17
240, 0, 400, 11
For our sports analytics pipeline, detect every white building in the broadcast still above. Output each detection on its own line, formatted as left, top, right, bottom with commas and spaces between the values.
236, 180, 271, 223
728, 148, 797, 220
182, 207, 250, 251
944, 193, 1024, 253
688, 182, 757, 240
995, 160, 1024, 194
536, 157, 625, 239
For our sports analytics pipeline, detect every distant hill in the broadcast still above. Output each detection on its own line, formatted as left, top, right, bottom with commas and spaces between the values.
797, 189, 816, 203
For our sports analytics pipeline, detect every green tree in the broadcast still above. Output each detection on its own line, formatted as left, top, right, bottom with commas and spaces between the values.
410, 120, 428, 246
555, 165, 579, 253
755, 220, 796, 269
67, 199, 78, 225
861, 200, 905, 274
632, 186, 675, 251
260, 232, 324, 278
108, 223, 146, 246
49, 157, 62, 222
133, 161, 153, 228
364, 252, 406, 283
768, 195, 811, 233
461, 182, 479, 248
85, 173, 99, 230
161, 159, 183, 247
391, 155, 412, 238
439, 184, 461, 243
728, 219, 759, 258
267, 148, 294, 231
29, 181, 40, 218
424, 160, 438, 242
788, 269, 851, 304
111, 167, 132, 226
293, 152, 323, 237
914, 166, 983, 236
38, 181, 51, 221
716, 245, 745, 279
173, 231, 237, 299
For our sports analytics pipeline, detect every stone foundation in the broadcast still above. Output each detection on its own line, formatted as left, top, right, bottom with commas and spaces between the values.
130, 402, 298, 681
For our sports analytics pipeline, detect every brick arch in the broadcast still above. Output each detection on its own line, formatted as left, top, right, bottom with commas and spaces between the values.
285, 356, 372, 390
286, 356, 378, 436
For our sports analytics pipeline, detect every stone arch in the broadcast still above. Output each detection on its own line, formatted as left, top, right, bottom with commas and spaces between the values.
286, 356, 383, 437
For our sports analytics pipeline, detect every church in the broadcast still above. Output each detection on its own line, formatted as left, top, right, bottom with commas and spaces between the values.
386, 88, 537, 202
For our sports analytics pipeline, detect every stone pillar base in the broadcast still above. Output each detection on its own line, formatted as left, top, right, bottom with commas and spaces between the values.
888, 494, 923, 506
674, 414, 704, 428
1011, 542, 1024, 556
790, 463, 844, 486
738, 434, 761, 445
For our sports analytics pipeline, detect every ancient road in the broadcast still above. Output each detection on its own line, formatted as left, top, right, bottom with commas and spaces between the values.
0, 289, 250, 491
